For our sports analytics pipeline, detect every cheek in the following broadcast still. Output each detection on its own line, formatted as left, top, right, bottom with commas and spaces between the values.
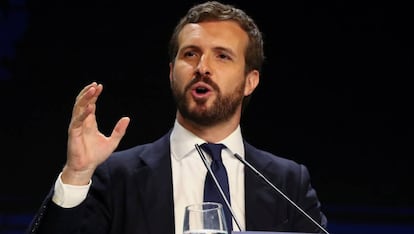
173, 61, 193, 78
171, 64, 192, 89
223, 73, 246, 92
173, 64, 196, 89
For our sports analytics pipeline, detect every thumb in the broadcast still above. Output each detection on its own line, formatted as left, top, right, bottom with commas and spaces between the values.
109, 116, 131, 147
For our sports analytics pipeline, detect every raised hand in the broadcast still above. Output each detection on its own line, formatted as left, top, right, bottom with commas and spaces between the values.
61, 82, 130, 185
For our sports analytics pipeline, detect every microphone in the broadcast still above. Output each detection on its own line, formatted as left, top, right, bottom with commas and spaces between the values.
232, 153, 330, 234
195, 144, 243, 231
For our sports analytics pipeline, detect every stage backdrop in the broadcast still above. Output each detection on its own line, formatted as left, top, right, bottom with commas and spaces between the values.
1, 0, 413, 233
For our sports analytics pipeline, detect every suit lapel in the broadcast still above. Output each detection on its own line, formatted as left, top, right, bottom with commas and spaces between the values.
244, 143, 286, 231
136, 133, 176, 233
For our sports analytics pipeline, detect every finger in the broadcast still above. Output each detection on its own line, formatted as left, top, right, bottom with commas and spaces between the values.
74, 83, 102, 114
69, 103, 97, 131
74, 83, 103, 113
76, 82, 98, 99
109, 117, 131, 147
85, 83, 103, 107
70, 82, 102, 129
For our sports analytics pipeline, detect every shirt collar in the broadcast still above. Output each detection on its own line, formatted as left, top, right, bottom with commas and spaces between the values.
170, 120, 244, 160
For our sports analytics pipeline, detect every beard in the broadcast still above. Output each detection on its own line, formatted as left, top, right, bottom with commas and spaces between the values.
171, 76, 245, 126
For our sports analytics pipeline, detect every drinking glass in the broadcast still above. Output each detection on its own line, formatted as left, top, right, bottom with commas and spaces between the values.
183, 202, 228, 234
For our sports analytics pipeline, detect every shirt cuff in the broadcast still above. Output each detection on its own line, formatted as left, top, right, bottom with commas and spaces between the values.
52, 172, 92, 208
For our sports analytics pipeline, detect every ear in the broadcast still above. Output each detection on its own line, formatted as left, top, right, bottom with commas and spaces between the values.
169, 62, 174, 82
244, 70, 260, 96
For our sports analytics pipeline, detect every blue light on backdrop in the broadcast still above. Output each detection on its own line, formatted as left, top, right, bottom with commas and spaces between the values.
0, 0, 28, 80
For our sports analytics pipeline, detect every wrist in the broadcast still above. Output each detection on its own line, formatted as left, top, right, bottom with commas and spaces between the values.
61, 165, 94, 185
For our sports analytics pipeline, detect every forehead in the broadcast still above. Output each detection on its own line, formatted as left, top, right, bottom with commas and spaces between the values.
178, 21, 249, 52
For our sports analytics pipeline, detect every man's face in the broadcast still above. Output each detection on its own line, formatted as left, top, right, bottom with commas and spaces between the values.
169, 20, 257, 126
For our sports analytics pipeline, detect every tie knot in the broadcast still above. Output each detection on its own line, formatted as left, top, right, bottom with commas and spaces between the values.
201, 143, 226, 161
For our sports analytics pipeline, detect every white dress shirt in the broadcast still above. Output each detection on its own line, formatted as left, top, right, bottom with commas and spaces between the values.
52, 120, 246, 233
170, 120, 245, 233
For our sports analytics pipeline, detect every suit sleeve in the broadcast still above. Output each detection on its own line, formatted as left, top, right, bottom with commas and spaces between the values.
26, 166, 113, 234
292, 164, 328, 233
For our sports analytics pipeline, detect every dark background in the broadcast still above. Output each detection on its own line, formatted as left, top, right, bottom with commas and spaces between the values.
1, 0, 413, 233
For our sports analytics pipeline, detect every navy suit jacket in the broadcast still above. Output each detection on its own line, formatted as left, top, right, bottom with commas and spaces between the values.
27, 130, 328, 234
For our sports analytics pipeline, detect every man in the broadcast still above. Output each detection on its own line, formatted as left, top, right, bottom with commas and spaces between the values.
26, 1, 328, 233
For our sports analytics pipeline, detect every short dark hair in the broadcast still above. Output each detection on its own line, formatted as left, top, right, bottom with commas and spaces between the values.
168, 1, 265, 75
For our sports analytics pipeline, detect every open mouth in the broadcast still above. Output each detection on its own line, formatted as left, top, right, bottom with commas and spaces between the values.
191, 83, 212, 99
195, 86, 209, 94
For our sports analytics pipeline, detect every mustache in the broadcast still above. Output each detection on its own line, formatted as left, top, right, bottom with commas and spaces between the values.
178, 73, 222, 96
188, 73, 217, 89
192, 73, 211, 84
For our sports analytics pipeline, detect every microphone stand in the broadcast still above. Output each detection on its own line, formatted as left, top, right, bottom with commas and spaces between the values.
233, 153, 330, 234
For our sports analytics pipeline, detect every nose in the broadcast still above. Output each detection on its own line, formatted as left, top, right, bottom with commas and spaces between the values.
196, 54, 211, 76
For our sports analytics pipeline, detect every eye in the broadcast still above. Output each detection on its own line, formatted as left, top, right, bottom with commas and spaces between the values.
218, 53, 231, 61
184, 50, 197, 58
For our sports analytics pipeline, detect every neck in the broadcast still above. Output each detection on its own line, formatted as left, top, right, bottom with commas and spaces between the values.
176, 112, 240, 143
